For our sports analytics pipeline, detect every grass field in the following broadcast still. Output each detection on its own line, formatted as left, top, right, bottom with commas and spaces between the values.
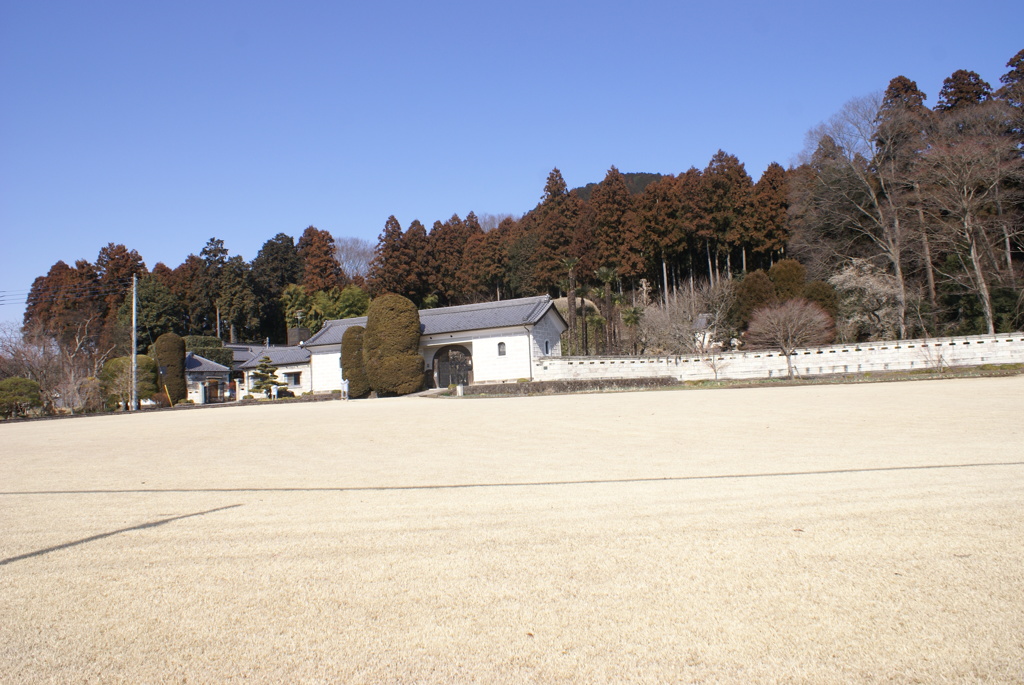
2, 376, 1023, 683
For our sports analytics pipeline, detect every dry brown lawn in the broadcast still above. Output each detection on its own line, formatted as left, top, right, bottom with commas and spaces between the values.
1, 376, 1023, 683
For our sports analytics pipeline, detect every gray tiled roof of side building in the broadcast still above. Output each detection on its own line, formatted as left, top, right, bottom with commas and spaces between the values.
302, 296, 558, 348
185, 352, 230, 373
224, 344, 265, 366
237, 345, 311, 369
302, 316, 368, 348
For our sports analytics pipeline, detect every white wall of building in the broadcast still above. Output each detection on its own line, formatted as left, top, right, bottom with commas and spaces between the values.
238, 362, 313, 397
306, 308, 567, 390
309, 347, 343, 393
531, 332, 1024, 383
530, 310, 565, 358
422, 327, 534, 384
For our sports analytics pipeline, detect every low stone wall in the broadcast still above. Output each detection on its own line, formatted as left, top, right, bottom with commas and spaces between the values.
532, 332, 1024, 383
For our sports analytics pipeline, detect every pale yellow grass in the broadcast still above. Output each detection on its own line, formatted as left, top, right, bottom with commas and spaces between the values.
1, 377, 1022, 683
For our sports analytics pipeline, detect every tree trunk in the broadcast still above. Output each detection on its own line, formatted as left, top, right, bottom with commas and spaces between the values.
662, 256, 669, 308
566, 281, 575, 355
967, 219, 996, 335
705, 242, 714, 286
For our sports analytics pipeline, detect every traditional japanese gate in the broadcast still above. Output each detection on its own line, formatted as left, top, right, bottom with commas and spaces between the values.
434, 345, 472, 387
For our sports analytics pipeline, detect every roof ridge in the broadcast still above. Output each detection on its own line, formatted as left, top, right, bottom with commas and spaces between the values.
419, 295, 549, 316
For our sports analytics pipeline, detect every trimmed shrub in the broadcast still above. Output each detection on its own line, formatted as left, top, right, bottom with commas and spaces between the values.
373, 354, 425, 396
363, 293, 424, 396
0, 377, 42, 418
183, 336, 233, 367
153, 332, 187, 404
183, 336, 222, 349
192, 347, 234, 367
341, 325, 371, 398
803, 280, 839, 320
769, 259, 807, 301
731, 270, 777, 330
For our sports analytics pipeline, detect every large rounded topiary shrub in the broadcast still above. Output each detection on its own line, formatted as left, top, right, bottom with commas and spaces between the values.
341, 325, 371, 398
153, 332, 187, 405
362, 294, 424, 396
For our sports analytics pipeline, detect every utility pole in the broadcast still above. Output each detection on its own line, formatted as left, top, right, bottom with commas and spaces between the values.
131, 274, 138, 411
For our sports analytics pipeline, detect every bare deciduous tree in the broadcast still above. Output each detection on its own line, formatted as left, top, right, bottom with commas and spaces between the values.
921, 101, 1024, 334
745, 299, 835, 379
793, 92, 931, 339
333, 236, 374, 282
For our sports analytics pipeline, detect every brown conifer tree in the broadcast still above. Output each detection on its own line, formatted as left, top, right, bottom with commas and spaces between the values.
751, 162, 790, 269
591, 166, 643, 279
298, 226, 346, 293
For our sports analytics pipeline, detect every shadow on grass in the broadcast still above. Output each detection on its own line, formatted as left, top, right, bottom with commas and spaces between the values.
0, 504, 242, 567
2, 462, 1022, 498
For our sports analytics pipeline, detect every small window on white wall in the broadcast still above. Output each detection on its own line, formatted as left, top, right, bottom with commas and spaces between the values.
544, 340, 551, 355
498, 342, 506, 356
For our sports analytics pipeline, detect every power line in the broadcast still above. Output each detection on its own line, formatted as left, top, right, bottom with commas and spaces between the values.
0, 279, 135, 307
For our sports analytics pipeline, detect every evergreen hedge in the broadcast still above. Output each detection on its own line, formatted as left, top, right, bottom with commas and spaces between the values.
183, 336, 234, 368
0, 377, 42, 418
362, 294, 424, 396
341, 325, 371, 398
153, 332, 187, 404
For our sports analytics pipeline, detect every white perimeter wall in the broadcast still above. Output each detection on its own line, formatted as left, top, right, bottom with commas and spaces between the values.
532, 332, 1024, 383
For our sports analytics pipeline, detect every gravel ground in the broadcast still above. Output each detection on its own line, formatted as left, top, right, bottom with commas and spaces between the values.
1, 376, 1022, 683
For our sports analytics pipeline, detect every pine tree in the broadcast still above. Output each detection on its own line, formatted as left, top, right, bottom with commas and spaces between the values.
530, 169, 582, 294
250, 355, 285, 397
591, 166, 643, 278
252, 233, 302, 343
367, 215, 407, 297
171, 254, 211, 334
458, 220, 503, 301
751, 163, 790, 267
298, 226, 346, 293
427, 214, 472, 305
699, 151, 754, 278
95, 243, 147, 355
934, 69, 992, 112
217, 256, 259, 343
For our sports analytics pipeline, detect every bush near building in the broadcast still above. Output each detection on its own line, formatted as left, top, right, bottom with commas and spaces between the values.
341, 325, 371, 398
153, 332, 187, 404
0, 377, 42, 418
362, 293, 424, 396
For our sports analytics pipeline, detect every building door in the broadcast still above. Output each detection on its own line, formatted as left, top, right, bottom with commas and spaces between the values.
435, 345, 472, 387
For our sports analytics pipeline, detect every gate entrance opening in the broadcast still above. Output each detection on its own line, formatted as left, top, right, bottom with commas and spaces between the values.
434, 345, 472, 387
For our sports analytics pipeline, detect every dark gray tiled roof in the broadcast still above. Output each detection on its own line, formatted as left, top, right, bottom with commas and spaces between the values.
302, 316, 368, 347
185, 352, 230, 373
303, 296, 561, 348
224, 344, 264, 366
419, 296, 557, 335
238, 345, 311, 369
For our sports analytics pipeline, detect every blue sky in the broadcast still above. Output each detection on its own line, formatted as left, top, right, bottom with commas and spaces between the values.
1, 0, 1019, 322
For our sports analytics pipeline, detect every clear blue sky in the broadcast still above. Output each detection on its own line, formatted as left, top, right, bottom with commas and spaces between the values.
1, 0, 1019, 323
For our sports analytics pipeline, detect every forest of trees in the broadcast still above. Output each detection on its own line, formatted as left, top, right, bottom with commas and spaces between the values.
3, 50, 1022, 413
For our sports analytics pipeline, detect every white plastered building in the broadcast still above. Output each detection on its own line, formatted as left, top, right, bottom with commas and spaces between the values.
302, 295, 568, 391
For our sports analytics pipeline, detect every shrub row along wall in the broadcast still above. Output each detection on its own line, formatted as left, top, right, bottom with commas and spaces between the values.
532, 332, 1024, 384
